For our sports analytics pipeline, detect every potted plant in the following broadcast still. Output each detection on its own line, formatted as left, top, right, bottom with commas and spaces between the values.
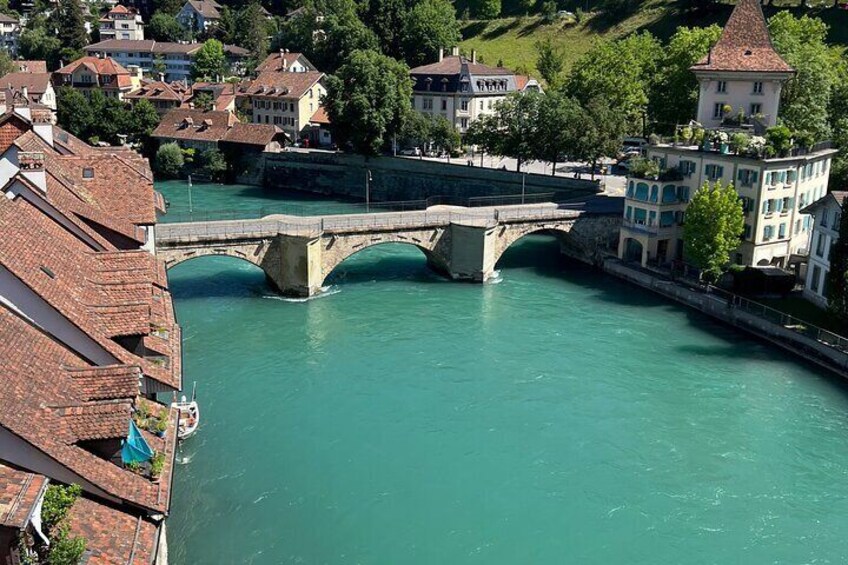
765, 125, 792, 157
150, 452, 165, 481
155, 417, 168, 438
730, 132, 750, 155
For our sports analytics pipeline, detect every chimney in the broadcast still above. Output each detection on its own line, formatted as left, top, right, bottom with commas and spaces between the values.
31, 109, 54, 147
282, 57, 288, 71
438, 48, 443, 62
471, 50, 477, 64
18, 151, 46, 192
451, 46, 459, 57
159, 72, 165, 82
21, 86, 27, 101
0, 91, 6, 115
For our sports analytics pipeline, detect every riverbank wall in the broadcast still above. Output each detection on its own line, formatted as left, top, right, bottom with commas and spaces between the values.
604, 260, 848, 379
261, 150, 601, 203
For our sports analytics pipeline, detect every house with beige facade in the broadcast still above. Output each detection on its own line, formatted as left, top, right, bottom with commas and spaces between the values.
618, 0, 837, 270
99, 4, 145, 41
801, 191, 846, 307
53, 56, 142, 100
408, 48, 541, 134
236, 71, 325, 141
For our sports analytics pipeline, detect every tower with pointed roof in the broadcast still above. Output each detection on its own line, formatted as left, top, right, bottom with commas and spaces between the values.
690, 0, 794, 128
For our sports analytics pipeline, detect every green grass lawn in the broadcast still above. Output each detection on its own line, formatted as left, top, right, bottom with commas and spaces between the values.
459, 0, 848, 79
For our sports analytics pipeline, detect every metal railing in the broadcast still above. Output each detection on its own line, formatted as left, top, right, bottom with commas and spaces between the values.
704, 285, 848, 352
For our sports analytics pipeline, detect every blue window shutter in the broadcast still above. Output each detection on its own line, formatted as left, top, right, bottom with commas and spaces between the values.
752, 171, 758, 184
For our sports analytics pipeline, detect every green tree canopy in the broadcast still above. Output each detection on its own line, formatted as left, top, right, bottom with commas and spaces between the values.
156, 142, 185, 178
533, 92, 584, 174
53, 0, 88, 60
486, 91, 544, 171
683, 180, 745, 282
148, 11, 186, 42
360, 0, 408, 60
648, 25, 721, 132
474, 0, 501, 18
769, 12, 844, 142
402, 0, 461, 67
535, 36, 565, 88
57, 87, 94, 139
238, 1, 272, 60
192, 39, 228, 80
323, 49, 413, 155
19, 26, 62, 70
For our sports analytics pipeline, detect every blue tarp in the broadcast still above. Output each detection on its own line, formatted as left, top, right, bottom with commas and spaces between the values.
121, 420, 154, 464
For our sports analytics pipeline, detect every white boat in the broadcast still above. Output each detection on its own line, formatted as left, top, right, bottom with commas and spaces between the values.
171, 382, 199, 440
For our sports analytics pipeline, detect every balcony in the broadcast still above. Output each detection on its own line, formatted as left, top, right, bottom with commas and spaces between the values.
621, 219, 681, 237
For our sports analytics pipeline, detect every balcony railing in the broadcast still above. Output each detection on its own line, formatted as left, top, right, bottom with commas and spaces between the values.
621, 219, 680, 237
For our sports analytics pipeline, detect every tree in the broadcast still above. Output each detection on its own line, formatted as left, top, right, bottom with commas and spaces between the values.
19, 27, 61, 70
128, 99, 161, 140
154, 0, 183, 16
487, 91, 543, 171
238, 1, 271, 60
323, 49, 413, 155
192, 39, 228, 80
565, 32, 662, 134
535, 36, 565, 88
683, 180, 745, 282
56, 87, 94, 139
570, 97, 627, 180
398, 110, 431, 149
473, 0, 501, 19
428, 115, 461, 155
0, 50, 15, 78
827, 196, 848, 327
361, 0, 409, 60
197, 147, 228, 180
648, 25, 721, 132
402, 0, 461, 67
148, 11, 186, 42
53, 0, 88, 56
156, 142, 185, 178
769, 12, 843, 142
533, 92, 584, 175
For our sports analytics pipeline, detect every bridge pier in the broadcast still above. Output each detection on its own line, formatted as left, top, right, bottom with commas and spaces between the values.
443, 222, 498, 283
264, 234, 323, 297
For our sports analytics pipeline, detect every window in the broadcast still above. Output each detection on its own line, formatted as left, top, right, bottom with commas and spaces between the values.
762, 199, 775, 215
811, 265, 822, 292
750, 103, 762, 116
821, 210, 829, 228
737, 169, 758, 187
660, 211, 675, 227
763, 225, 774, 241
705, 164, 724, 180
634, 208, 647, 225
82, 167, 94, 179
649, 185, 658, 203
753, 81, 763, 94
778, 223, 786, 239
713, 103, 725, 119
441, 99, 447, 111
717, 81, 727, 93
460, 99, 469, 111
676, 186, 690, 203
460, 118, 468, 129
816, 233, 826, 257
743, 224, 752, 239
479, 100, 484, 111
678, 160, 695, 176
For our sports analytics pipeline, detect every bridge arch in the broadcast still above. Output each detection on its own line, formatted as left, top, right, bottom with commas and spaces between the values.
492, 223, 580, 268
161, 246, 268, 271
320, 239, 444, 288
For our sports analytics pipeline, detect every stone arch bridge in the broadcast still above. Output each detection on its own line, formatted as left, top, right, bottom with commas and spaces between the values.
155, 204, 621, 297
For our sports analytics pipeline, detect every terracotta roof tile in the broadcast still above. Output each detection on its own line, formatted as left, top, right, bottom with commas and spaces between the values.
0, 463, 47, 528
56, 56, 133, 78
152, 108, 238, 142
255, 51, 316, 73
409, 55, 512, 76
241, 71, 324, 100
221, 122, 286, 146
309, 106, 329, 125
691, 0, 793, 74
15, 61, 48, 73
67, 497, 158, 565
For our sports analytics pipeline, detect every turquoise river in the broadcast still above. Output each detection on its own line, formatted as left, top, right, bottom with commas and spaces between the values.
159, 181, 848, 564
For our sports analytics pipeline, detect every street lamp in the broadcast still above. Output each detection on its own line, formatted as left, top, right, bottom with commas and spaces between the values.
365, 169, 372, 213
521, 171, 526, 204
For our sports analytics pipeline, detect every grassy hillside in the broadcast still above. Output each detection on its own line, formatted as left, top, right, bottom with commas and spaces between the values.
459, 0, 848, 78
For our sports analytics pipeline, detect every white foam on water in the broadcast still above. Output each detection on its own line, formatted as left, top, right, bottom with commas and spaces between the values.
262, 285, 341, 303
485, 270, 503, 285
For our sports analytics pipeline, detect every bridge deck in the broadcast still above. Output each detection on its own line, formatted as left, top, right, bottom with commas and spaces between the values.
155, 204, 586, 244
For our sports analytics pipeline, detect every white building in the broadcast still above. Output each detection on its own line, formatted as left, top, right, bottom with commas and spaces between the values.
236, 71, 325, 141
176, 0, 221, 33
618, 0, 837, 270
408, 48, 541, 134
99, 5, 145, 41
0, 13, 20, 57
801, 191, 846, 307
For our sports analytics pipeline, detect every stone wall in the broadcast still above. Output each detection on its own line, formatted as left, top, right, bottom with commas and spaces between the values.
262, 150, 601, 203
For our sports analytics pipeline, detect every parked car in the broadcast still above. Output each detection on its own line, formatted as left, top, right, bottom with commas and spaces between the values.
615, 156, 636, 172
399, 147, 421, 156
557, 10, 575, 17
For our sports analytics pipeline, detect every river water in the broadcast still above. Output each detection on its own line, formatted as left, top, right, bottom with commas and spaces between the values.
160, 182, 848, 564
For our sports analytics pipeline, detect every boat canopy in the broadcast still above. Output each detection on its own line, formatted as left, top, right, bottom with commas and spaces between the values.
121, 420, 154, 464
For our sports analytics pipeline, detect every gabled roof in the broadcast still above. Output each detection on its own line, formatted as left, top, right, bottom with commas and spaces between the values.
239, 71, 324, 100
0, 462, 48, 529
126, 80, 186, 102
255, 51, 317, 74
309, 106, 329, 125
409, 55, 512, 76
1, 71, 52, 96
183, 0, 220, 19
67, 497, 159, 565
55, 56, 135, 87
801, 191, 848, 215
15, 61, 48, 73
221, 122, 287, 146
0, 12, 18, 23
691, 0, 794, 74
152, 107, 238, 142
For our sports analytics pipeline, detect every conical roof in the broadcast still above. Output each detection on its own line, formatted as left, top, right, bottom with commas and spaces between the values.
691, 0, 794, 74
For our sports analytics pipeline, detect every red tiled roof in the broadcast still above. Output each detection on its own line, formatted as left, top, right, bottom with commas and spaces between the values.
255, 51, 315, 73
241, 71, 324, 99
1, 72, 52, 95
0, 463, 48, 528
221, 122, 287, 146
15, 61, 48, 73
126, 81, 184, 102
67, 498, 159, 565
0, 306, 177, 513
691, 0, 793, 74
309, 106, 329, 125
152, 108, 238, 142
56, 56, 133, 78
409, 55, 513, 76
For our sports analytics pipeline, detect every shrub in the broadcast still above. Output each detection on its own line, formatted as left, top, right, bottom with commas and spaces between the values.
197, 148, 227, 181
150, 451, 166, 478
41, 484, 81, 534
47, 526, 87, 565
730, 132, 750, 154
629, 158, 660, 179
155, 142, 184, 178
765, 125, 793, 156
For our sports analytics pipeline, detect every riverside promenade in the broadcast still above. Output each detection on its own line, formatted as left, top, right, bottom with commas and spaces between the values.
156, 203, 622, 296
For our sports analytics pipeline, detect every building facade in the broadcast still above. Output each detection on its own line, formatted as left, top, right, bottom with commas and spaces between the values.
801, 191, 846, 307
99, 5, 145, 41
53, 56, 142, 99
617, 0, 837, 270
85, 39, 249, 83
254, 50, 317, 74
0, 13, 19, 56
237, 71, 325, 141
408, 48, 540, 134
176, 0, 221, 32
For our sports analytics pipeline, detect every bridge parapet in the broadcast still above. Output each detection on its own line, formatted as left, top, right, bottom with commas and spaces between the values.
155, 204, 617, 296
